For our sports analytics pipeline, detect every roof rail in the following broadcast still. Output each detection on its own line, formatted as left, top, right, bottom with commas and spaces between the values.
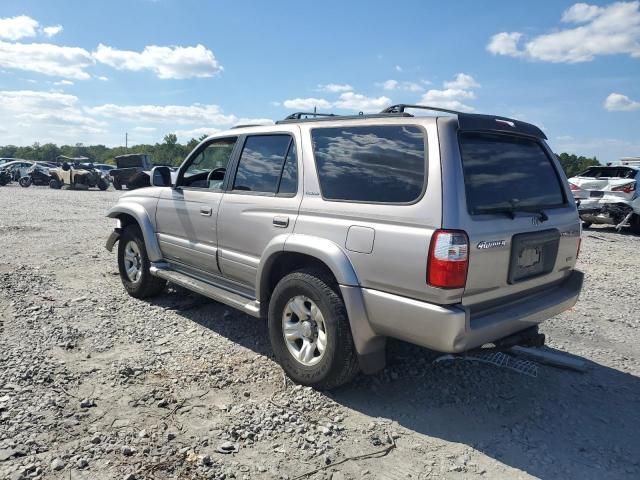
381, 104, 463, 115
283, 112, 337, 120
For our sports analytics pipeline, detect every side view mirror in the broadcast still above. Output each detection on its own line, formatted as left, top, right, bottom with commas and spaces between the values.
151, 166, 173, 187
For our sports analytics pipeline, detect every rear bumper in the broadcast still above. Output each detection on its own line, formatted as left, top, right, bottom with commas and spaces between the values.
361, 270, 583, 353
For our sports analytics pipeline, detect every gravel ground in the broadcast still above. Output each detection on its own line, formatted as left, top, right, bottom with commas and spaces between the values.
0, 184, 639, 480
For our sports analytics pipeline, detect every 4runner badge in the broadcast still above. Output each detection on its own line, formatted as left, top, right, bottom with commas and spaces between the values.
477, 240, 506, 250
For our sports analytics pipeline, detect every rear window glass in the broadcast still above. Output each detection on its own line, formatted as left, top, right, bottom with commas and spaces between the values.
459, 133, 565, 214
311, 125, 426, 203
577, 167, 637, 179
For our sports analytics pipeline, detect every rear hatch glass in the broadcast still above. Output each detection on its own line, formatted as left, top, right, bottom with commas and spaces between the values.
459, 132, 566, 214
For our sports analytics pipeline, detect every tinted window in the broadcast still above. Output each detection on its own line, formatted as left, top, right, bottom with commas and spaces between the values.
311, 125, 426, 203
277, 143, 297, 195
459, 133, 565, 213
233, 135, 292, 194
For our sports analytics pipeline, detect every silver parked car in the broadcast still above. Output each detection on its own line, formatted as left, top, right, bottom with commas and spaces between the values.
106, 105, 583, 389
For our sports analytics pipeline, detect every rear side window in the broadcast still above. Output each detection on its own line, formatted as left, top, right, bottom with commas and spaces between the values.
233, 135, 295, 194
311, 125, 426, 203
459, 133, 566, 214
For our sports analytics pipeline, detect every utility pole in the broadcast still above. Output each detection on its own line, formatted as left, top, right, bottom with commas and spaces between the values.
125, 132, 128, 152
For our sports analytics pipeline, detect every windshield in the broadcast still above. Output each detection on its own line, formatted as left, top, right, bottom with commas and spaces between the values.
459, 132, 566, 214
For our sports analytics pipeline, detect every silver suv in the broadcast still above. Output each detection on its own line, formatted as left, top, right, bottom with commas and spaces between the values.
106, 104, 583, 389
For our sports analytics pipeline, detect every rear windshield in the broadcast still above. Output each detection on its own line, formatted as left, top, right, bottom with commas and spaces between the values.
459, 133, 565, 214
577, 166, 637, 179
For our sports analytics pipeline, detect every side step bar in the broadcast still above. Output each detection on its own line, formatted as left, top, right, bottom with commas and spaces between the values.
150, 265, 260, 317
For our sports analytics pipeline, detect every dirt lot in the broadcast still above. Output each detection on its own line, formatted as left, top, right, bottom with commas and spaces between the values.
0, 184, 639, 480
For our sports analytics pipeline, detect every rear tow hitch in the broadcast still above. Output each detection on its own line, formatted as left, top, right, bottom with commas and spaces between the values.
434, 327, 587, 377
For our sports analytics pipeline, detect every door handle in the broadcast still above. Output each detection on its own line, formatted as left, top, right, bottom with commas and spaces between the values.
200, 206, 213, 216
273, 216, 289, 228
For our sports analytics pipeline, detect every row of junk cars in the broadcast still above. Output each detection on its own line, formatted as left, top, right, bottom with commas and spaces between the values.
0, 153, 155, 191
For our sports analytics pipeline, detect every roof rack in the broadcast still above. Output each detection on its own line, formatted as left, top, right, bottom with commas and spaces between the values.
276, 112, 412, 124
381, 104, 463, 115
283, 112, 337, 120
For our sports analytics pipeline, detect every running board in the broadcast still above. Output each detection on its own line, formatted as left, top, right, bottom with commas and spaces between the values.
149, 265, 260, 317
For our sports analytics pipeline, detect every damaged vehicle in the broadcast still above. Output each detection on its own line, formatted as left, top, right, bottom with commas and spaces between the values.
18, 163, 54, 187
49, 156, 110, 191
568, 164, 640, 233
110, 154, 154, 190
0, 168, 11, 186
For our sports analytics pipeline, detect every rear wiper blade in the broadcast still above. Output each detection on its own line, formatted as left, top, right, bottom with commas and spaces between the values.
474, 206, 549, 222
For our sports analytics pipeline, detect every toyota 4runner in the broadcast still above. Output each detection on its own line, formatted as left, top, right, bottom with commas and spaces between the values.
106, 104, 583, 389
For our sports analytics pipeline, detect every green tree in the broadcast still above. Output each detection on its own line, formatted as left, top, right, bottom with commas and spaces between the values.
556, 153, 600, 178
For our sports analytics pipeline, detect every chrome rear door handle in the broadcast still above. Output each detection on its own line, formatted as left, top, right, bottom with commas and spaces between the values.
273, 216, 289, 228
200, 206, 213, 216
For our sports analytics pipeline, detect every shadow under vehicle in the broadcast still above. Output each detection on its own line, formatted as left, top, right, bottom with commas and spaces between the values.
49, 156, 110, 191
109, 153, 154, 190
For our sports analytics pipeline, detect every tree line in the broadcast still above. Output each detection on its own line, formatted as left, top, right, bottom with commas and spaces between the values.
1, 136, 600, 176
0, 134, 206, 167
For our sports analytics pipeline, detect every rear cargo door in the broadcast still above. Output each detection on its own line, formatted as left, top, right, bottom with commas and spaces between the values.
455, 132, 580, 307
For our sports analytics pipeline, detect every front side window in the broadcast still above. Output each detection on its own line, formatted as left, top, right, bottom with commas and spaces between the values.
311, 125, 426, 203
182, 137, 237, 189
233, 135, 295, 194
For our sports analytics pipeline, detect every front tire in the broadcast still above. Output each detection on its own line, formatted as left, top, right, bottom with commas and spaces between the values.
268, 270, 359, 389
582, 221, 592, 229
112, 178, 122, 190
49, 179, 62, 189
19, 176, 32, 187
117, 225, 166, 298
97, 178, 109, 191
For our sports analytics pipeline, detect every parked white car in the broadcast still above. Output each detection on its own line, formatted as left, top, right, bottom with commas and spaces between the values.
568, 163, 640, 233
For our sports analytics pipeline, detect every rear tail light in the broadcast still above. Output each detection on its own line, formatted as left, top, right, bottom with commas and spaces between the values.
612, 182, 636, 194
569, 183, 579, 191
427, 230, 469, 289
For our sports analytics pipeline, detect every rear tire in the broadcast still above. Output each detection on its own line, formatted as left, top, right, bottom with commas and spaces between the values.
112, 178, 122, 190
49, 179, 62, 189
268, 270, 359, 389
117, 225, 166, 299
97, 178, 109, 191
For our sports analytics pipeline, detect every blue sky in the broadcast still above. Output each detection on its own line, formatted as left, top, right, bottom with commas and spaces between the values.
0, 0, 638, 162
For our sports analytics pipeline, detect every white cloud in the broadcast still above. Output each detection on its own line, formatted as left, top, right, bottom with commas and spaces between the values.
394, 65, 403, 72
0, 40, 94, 79
283, 97, 332, 110
444, 73, 481, 90
53, 79, 74, 86
133, 126, 157, 133
43, 25, 63, 37
317, 83, 353, 92
419, 73, 480, 112
333, 92, 391, 112
381, 79, 399, 90
487, 1, 640, 63
0, 90, 106, 144
93, 43, 222, 79
561, 3, 603, 23
487, 32, 524, 57
87, 102, 237, 125
379, 79, 424, 92
174, 127, 221, 142
0, 15, 39, 41
96, 75, 109, 81
604, 92, 640, 111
